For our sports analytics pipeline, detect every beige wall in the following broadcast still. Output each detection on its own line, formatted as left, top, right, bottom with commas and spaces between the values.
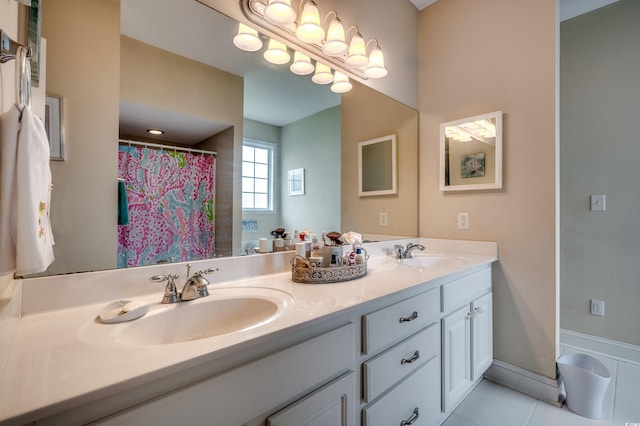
121, 36, 244, 257
43, 0, 121, 275
419, 0, 557, 379
341, 82, 419, 237
560, 0, 640, 345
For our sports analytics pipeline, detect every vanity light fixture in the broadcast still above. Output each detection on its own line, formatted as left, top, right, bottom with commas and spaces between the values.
290, 51, 315, 75
345, 28, 368, 68
311, 62, 333, 84
233, 23, 263, 52
264, 0, 297, 25
364, 42, 388, 79
296, 1, 324, 44
330, 71, 352, 93
146, 129, 165, 136
241, 0, 389, 82
322, 14, 348, 56
264, 38, 291, 64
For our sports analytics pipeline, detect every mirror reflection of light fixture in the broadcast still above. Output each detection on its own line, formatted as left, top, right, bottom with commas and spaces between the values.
345, 30, 368, 68
290, 51, 314, 75
264, 38, 290, 64
233, 23, 263, 52
311, 62, 333, 84
322, 15, 347, 56
147, 129, 165, 135
364, 43, 388, 79
264, 0, 296, 25
330, 71, 352, 93
296, 1, 324, 44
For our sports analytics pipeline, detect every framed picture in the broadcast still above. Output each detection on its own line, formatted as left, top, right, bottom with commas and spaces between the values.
461, 152, 485, 178
288, 168, 304, 196
45, 96, 64, 161
358, 134, 397, 196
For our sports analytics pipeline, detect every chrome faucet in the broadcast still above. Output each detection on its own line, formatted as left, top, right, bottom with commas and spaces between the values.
150, 264, 219, 303
394, 243, 426, 259
179, 263, 219, 302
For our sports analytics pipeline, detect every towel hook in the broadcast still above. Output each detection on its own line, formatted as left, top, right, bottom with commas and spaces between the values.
15, 46, 31, 109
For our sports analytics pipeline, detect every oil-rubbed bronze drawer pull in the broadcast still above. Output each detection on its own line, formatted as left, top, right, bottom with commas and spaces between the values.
401, 350, 420, 365
399, 311, 418, 323
400, 407, 419, 425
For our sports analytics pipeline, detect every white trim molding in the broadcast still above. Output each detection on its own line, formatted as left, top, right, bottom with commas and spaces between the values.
484, 360, 563, 407
560, 328, 640, 365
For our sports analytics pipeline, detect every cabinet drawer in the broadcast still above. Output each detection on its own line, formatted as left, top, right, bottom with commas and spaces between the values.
442, 267, 491, 313
363, 322, 439, 402
363, 287, 439, 355
362, 354, 441, 426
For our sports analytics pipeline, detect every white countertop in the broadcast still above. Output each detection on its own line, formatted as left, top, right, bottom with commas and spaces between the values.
0, 239, 497, 424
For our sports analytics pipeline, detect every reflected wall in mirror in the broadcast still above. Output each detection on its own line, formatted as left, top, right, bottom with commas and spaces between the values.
35, 0, 418, 277
358, 135, 397, 196
440, 111, 503, 191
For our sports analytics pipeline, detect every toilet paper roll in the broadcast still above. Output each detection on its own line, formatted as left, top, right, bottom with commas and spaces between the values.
259, 238, 269, 253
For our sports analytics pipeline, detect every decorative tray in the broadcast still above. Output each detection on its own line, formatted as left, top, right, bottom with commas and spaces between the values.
290, 254, 368, 284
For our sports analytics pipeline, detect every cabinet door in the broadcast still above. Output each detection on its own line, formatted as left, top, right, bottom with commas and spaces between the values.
442, 305, 471, 413
472, 292, 493, 381
267, 372, 356, 426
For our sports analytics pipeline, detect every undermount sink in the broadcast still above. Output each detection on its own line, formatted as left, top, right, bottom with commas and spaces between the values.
397, 253, 469, 270
80, 287, 294, 347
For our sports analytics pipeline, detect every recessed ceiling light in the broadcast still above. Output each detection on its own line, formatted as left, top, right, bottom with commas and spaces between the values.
146, 129, 165, 135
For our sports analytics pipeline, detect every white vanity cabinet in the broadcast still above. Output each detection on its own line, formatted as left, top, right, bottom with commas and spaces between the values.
441, 268, 493, 413
89, 324, 356, 426
361, 287, 442, 426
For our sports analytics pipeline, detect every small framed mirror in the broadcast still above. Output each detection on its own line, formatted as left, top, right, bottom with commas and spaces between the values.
440, 111, 503, 191
358, 134, 397, 196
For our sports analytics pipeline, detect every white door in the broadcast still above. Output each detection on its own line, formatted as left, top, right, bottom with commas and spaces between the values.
472, 292, 493, 380
442, 305, 471, 413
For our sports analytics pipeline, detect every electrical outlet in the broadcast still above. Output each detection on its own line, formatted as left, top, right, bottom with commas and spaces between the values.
379, 212, 388, 226
457, 212, 470, 230
590, 299, 604, 317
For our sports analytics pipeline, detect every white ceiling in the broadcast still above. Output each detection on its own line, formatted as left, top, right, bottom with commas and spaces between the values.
408, 0, 621, 21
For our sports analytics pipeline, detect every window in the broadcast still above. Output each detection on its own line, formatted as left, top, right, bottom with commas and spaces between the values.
242, 141, 274, 211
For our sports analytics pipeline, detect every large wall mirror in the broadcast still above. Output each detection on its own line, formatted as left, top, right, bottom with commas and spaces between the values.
440, 111, 503, 192
34, 0, 418, 277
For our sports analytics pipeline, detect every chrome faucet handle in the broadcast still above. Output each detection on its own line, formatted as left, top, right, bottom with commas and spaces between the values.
150, 274, 180, 304
193, 267, 219, 298
394, 244, 405, 259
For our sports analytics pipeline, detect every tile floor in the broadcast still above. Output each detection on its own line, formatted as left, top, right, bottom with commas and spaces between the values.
443, 346, 640, 426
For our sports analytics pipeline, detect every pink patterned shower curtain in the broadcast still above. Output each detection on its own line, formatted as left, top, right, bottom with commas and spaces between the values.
117, 145, 216, 267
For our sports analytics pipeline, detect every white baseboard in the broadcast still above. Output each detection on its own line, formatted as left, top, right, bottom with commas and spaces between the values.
560, 328, 640, 365
484, 360, 563, 407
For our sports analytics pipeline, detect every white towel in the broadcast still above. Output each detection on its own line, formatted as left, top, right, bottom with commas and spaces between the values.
14, 106, 55, 275
0, 106, 21, 274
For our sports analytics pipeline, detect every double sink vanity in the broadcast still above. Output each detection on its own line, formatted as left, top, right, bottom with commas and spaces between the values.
0, 238, 497, 426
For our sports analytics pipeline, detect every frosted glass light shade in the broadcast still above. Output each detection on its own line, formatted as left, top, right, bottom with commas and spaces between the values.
364, 46, 388, 78
330, 72, 352, 93
312, 62, 333, 84
296, 2, 324, 44
323, 18, 348, 56
345, 34, 369, 68
264, 39, 290, 64
264, 0, 296, 25
233, 24, 263, 52
290, 52, 315, 75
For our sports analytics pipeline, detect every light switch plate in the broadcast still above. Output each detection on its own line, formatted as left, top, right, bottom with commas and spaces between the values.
590, 194, 606, 211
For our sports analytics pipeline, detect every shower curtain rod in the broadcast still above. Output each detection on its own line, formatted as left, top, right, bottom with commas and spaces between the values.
118, 139, 217, 157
